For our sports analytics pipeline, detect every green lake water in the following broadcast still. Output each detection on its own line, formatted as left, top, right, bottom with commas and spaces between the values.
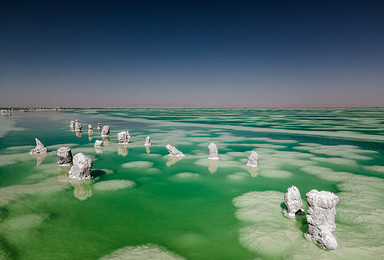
0, 108, 383, 259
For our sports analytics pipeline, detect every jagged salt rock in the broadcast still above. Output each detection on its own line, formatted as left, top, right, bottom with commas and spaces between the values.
75, 121, 82, 132
144, 136, 151, 146
94, 140, 103, 147
208, 142, 219, 159
70, 120, 75, 129
29, 138, 48, 154
68, 153, 93, 180
246, 151, 259, 167
166, 144, 185, 157
97, 123, 102, 131
284, 186, 304, 217
57, 147, 73, 166
306, 189, 339, 250
117, 131, 130, 144
101, 126, 110, 137
88, 124, 93, 135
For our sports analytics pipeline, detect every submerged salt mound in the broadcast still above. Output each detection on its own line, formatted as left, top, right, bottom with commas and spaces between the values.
233, 191, 304, 258
100, 244, 184, 260
29, 138, 47, 154
122, 161, 153, 168
172, 172, 200, 181
93, 180, 136, 191
306, 189, 339, 250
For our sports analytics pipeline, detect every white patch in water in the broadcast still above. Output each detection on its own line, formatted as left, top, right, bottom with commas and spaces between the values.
93, 180, 136, 191
122, 161, 154, 168
99, 244, 184, 260
259, 169, 293, 178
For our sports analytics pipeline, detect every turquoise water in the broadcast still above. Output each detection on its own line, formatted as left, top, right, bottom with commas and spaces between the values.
0, 109, 383, 259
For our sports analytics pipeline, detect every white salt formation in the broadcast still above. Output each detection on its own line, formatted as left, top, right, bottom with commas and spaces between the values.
166, 144, 185, 157
88, 124, 93, 135
246, 151, 259, 167
284, 186, 304, 217
306, 189, 339, 250
97, 123, 102, 131
94, 140, 103, 147
68, 153, 93, 180
29, 138, 48, 154
117, 131, 130, 144
57, 147, 73, 166
75, 121, 82, 132
101, 125, 110, 137
208, 142, 219, 159
69, 120, 75, 129
145, 136, 151, 146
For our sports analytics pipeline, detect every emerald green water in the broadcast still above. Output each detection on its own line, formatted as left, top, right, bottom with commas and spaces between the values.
0, 109, 383, 259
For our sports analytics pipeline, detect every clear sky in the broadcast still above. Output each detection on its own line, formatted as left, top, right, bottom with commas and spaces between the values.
1, 0, 383, 108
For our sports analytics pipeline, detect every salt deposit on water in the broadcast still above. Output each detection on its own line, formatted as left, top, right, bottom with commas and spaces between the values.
0, 109, 383, 259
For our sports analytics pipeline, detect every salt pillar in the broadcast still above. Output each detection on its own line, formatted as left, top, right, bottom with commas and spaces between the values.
101, 126, 110, 137
57, 147, 73, 166
166, 144, 185, 157
246, 151, 259, 167
117, 131, 130, 144
75, 121, 82, 132
88, 124, 94, 135
29, 138, 48, 154
284, 186, 304, 217
306, 189, 339, 250
68, 153, 93, 180
144, 136, 151, 146
208, 142, 219, 159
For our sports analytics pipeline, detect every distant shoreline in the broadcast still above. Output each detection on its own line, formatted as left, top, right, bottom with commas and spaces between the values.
1, 106, 384, 110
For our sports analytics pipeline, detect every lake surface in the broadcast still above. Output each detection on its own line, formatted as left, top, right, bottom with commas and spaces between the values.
0, 108, 383, 259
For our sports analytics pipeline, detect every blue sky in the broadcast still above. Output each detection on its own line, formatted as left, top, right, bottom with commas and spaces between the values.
1, 0, 383, 107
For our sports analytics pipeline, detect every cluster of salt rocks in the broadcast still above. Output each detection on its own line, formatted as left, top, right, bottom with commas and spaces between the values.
33, 122, 342, 251
284, 185, 339, 250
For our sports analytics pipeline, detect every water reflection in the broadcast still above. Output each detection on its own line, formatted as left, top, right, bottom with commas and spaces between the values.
57, 167, 92, 200
95, 147, 103, 154
208, 159, 218, 174
88, 134, 93, 141
75, 131, 83, 138
70, 180, 92, 201
102, 137, 110, 146
118, 144, 128, 156
30, 153, 47, 166
166, 156, 183, 167
247, 166, 258, 177
145, 145, 151, 154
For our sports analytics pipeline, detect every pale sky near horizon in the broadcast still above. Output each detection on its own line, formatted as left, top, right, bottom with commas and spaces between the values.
1, 0, 383, 108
